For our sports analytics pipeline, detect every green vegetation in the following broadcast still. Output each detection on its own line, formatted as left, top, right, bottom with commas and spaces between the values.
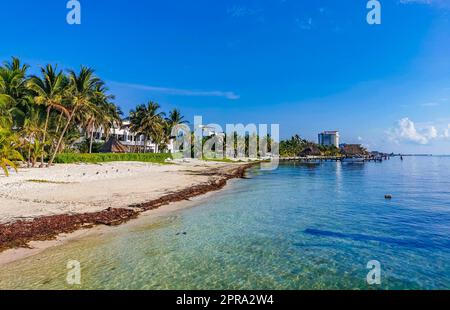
0, 127, 23, 176
0, 56, 188, 176
0, 56, 348, 176
54, 153, 172, 164
279, 134, 342, 157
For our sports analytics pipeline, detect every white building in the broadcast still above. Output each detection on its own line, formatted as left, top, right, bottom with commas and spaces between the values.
318, 131, 340, 148
93, 120, 173, 153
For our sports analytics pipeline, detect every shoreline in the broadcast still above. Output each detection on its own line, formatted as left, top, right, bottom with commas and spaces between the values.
0, 181, 239, 267
0, 162, 255, 255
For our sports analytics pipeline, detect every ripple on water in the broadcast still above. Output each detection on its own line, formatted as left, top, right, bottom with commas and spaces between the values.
1, 157, 450, 289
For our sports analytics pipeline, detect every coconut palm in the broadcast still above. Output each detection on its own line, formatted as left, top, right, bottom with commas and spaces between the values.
0, 95, 14, 128
48, 66, 101, 165
129, 106, 145, 153
85, 84, 121, 153
166, 108, 187, 129
0, 129, 23, 176
165, 108, 188, 137
0, 57, 29, 98
28, 64, 66, 166
0, 57, 30, 128
130, 101, 165, 153
22, 108, 45, 167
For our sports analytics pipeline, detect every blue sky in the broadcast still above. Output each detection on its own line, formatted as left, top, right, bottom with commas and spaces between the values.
1, 0, 450, 154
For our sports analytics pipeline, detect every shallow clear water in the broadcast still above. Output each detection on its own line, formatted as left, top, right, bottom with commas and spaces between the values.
1, 157, 450, 289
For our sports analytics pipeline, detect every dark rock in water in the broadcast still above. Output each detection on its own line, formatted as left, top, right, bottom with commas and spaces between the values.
176, 233, 180, 236
182, 232, 187, 235
385, 194, 392, 199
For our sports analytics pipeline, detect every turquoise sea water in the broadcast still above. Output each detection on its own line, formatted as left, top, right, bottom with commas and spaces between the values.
1, 156, 450, 289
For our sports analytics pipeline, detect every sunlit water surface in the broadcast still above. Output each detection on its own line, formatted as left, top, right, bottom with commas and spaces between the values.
1, 157, 450, 289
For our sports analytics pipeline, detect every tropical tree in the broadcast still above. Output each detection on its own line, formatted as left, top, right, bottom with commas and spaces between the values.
27, 64, 66, 166
129, 108, 142, 153
22, 108, 45, 167
130, 101, 165, 153
0, 57, 30, 128
0, 95, 13, 128
279, 134, 310, 157
166, 108, 187, 132
165, 108, 187, 138
0, 128, 23, 176
85, 83, 121, 153
48, 66, 101, 165
0, 56, 194, 173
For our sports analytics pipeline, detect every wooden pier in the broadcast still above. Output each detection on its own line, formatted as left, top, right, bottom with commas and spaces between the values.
280, 155, 390, 163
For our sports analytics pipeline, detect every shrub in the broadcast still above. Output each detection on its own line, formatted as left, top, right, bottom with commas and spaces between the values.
54, 153, 172, 164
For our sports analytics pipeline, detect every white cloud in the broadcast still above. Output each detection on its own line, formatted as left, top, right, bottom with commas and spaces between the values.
425, 126, 438, 139
443, 125, 450, 138
388, 117, 438, 145
421, 102, 439, 107
110, 82, 240, 100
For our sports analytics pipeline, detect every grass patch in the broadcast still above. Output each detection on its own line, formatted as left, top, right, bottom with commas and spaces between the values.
26, 179, 72, 184
54, 153, 172, 164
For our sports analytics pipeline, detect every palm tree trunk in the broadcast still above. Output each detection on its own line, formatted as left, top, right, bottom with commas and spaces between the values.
48, 109, 76, 166
89, 123, 95, 154
40, 106, 51, 168
55, 111, 63, 134
27, 139, 32, 168
144, 136, 148, 153
48, 111, 64, 160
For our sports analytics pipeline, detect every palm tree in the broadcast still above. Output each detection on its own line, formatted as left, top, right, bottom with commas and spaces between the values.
28, 64, 66, 167
130, 101, 165, 153
129, 106, 144, 153
166, 108, 188, 136
0, 57, 30, 128
85, 84, 121, 153
22, 108, 45, 167
0, 128, 23, 176
0, 95, 14, 128
166, 108, 187, 128
48, 66, 100, 165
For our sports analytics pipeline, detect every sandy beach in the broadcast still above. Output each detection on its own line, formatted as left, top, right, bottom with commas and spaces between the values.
0, 160, 252, 255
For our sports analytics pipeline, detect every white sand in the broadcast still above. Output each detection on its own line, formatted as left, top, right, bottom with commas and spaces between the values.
0, 160, 241, 224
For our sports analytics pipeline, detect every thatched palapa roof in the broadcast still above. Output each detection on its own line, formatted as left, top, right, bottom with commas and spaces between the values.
340, 144, 368, 156
299, 145, 322, 157
99, 137, 128, 153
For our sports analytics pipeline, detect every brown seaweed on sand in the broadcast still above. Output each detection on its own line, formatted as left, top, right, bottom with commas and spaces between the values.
0, 163, 253, 252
